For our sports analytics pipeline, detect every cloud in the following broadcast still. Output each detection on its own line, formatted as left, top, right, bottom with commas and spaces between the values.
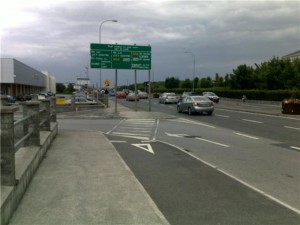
1, 0, 299, 86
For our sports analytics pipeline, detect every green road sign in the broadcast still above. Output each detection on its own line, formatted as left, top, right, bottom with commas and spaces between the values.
90, 43, 151, 70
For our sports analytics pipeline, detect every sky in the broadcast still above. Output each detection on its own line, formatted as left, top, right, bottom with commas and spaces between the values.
1, 0, 299, 87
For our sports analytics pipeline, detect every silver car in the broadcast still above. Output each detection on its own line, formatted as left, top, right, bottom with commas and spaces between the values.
177, 96, 214, 115
202, 92, 219, 103
159, 92, 178, 104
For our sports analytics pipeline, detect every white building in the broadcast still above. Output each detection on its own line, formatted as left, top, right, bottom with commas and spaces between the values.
282, 50, 300, 61
0, 58, 56, 96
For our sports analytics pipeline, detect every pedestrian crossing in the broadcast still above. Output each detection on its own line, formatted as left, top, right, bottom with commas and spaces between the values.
107, 119, 157, 140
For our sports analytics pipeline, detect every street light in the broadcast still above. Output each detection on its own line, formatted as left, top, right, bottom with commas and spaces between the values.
99, 19, 118, 89
184, 51, 195, 92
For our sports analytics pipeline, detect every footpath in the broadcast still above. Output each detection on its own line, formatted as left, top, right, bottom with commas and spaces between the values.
7, 98, 299, 225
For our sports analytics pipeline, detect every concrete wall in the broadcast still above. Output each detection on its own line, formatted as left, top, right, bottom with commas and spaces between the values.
1, 123, 58, 225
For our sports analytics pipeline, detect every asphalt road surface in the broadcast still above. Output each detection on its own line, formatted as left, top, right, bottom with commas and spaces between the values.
107, 135, 300, 225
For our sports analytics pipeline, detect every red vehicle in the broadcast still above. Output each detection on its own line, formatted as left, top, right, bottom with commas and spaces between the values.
116, 91, 126, 98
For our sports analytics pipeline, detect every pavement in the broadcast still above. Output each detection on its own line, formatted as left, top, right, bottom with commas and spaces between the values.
8, 98, 299, 225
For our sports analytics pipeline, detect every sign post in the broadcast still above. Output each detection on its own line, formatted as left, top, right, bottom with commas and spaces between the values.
90, 44, 151, 70
90, 43, 152, 113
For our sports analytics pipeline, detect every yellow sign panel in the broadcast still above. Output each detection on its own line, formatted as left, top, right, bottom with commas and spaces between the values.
104, 79, 110, 86
56, 98, 65, 105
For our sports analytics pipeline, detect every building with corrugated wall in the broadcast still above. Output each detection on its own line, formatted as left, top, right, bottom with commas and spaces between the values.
0, 58, 56, 96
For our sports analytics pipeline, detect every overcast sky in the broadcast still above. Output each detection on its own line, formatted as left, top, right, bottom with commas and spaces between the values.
1, 0, 299, 87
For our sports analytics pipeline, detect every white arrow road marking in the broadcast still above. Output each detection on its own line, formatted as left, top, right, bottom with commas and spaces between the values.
165, 132, 187, 138
132, 144, 155, 154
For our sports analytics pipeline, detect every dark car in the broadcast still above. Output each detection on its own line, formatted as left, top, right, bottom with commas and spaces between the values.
17, 94, 32, 101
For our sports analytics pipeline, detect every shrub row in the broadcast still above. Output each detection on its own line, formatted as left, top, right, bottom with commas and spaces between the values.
152, 88, 300, 101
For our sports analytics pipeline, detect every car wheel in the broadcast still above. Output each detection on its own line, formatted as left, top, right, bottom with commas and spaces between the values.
177, 106, 182, 113
188, 107, 193, 115
208, 111, 213, 115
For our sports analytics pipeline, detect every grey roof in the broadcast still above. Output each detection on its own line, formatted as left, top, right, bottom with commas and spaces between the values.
282, 50, 300, 58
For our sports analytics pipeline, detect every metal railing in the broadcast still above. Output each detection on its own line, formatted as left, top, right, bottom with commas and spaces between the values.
1, 98, 56, 186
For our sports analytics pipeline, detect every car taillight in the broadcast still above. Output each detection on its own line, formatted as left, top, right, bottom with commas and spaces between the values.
194, 102, 199, 106
211, 101, 215, 106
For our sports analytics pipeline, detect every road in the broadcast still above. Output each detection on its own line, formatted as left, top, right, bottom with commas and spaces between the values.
58, 97, 300, 224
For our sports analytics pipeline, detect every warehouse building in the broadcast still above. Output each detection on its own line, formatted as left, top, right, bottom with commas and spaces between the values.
0, 58, 56, 97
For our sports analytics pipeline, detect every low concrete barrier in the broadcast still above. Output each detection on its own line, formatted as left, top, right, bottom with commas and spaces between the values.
0, 98, 58, 225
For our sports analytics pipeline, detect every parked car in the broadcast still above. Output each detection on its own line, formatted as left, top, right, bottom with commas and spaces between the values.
109, 91, 116, 96
116, 91, 127, 98
17, 94, 32, 101
126, 92, 140, 101
202, 92, 219, 103
177, 96, 214, 115
159, 92, 178, 104
137, 90, 148, 99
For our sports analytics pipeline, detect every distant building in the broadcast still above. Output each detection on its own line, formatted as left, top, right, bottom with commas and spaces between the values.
76, 77, 90, 90
282, 50, 300, 61
0, 58, 56, 96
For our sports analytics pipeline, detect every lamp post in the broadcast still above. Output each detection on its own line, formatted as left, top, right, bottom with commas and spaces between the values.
184, 51, 195, 92
99, 19, 118, 90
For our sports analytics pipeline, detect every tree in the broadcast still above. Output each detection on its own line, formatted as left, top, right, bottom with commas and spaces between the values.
200, 77, 213, 88
56, 83, 65, 93
230, 64, 254, 89
165, 76, 180, 89
181, 79, 192, 89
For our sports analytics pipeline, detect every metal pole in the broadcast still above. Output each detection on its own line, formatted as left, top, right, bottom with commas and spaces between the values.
193, 54, 195, 92
148, 70, 151, 112
99, 19, 118, 90
135, 70, 137, 112
115, 69, 117, 114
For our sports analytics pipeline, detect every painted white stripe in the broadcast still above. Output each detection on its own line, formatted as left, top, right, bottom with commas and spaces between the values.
177, 118, 216, 128
195, 137, 230, 148
112, 132, 148, 137
118, 127, 153, 130
218, 108, 300, 121
218, 169, 300, 214
106, 119, 125, 134
110, 134, 149, 140
242, 119, 263, 124
290, 146, 300, 151
235, 132, 259, 140
158, 140, 300, 215
215, 114, 230, 118
284, 126, 300, 131
110, 140, 127, 143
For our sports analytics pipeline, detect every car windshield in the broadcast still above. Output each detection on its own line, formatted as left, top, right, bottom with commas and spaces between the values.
192, 96, 208, 101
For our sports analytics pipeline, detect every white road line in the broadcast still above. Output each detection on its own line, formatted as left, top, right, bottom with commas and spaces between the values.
195, 137, 230, 148
234, 132, 259, 140
242, 119, 263, 124
284, 126, 300, 131
217, 108, 300, 121
218, 169, 300, 215
158, 140, 300, 215
215, 114, 230, 118
111, 134, 149, 140
176, 118, 216, 128
106, 119, 125, 134
110, 140, 127, 143
290, 146, 300, 151
112, 132, 149, 137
